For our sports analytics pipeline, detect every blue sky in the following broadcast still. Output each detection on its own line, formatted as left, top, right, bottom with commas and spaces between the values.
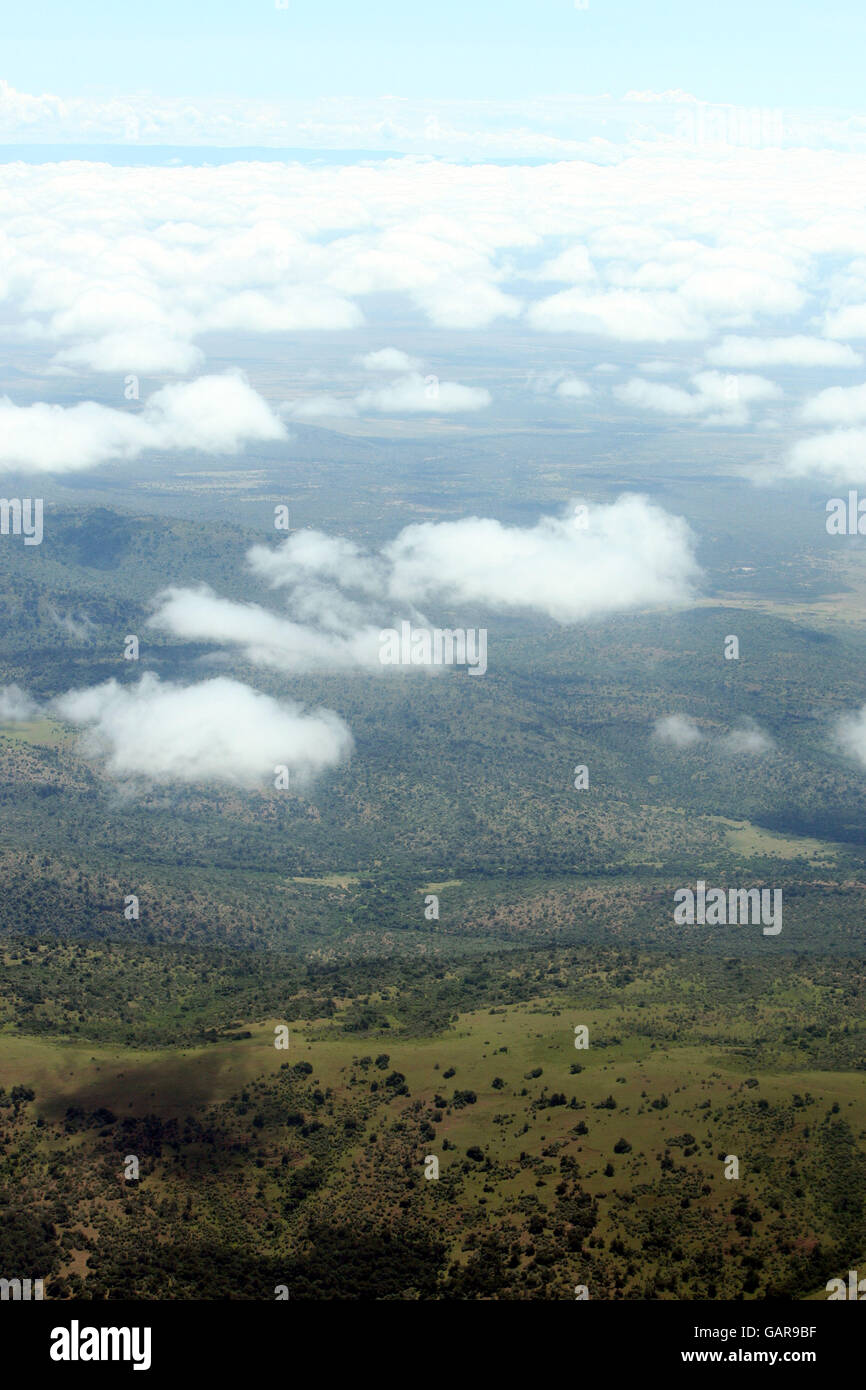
1, 0, 864, 110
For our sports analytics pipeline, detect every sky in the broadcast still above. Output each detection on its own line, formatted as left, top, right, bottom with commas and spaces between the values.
1, 0, 864, 112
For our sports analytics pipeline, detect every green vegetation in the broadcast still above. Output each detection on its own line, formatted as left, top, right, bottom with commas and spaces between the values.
1, 496, 864, 1299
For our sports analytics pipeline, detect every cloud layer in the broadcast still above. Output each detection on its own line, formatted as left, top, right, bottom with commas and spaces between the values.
2, 142, 866, 384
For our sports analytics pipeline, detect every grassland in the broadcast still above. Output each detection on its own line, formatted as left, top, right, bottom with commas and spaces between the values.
2, 943, 863, 1299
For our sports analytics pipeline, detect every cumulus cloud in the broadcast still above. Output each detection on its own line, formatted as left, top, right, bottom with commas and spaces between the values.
800, 381, 866, 425
535, 245, 597, 284
284, 394, 360, 421
355, 372, 491, 414
525, 370, 591, 399
555, 377, 592, 400
202, 287, 362, 336
53, 674, 352, 786
53, 333, 205, 375
719, 723, 775, 756
653, 714, 774, 755
283, 366, 491, 419
638, 360, 677, 374
782, 428, 866, 484
707, 335, 863, 369
835, 708, 866, 769
152, 496, 699, 675
357, 348, 422, 372
652, 714, 704, 748
149, 587, 386, 673
528, 288, 707, 341
615, 370, 781, 426
0, 373, 286, 473
824, 304, 866, 339
249, 530, 383, 596
381, 497, 698, 621
0, 685, 38, 721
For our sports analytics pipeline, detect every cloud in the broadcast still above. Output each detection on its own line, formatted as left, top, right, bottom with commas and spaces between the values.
719, 723, 775, 756
653, 714, 774, 755
47, 607, 97, 641
149, 586, 386, 673
0, 373, 286, 473
53, 333, 206, 375
652, 714, 704, 748
638, 360, 677, 374
151, 496, 700, 673
52, 673, 353, 786
7, 142, 866, 473
535, 245, 597, 284
824, 304, 866, 339
382, 497, 698, 621
284, 367, 491, 419
410, 279, 521, 329
201, 288, 362, 335
528, 288, 707, 341
615, 370, 781, 425
0, 685, 38, 721
835, 708, 866, 771
0, 143, 862, 382
0, 82, 864, 160
555, 377, 592, 400
284, 394, 360, 421
707, 335, 863, 369
357, 348, 422, 372
249, 530, 383, 596
525, 370, 591, 399
355, 372, 491, 414
783, 428, 866, 484
800, 381, 866, 425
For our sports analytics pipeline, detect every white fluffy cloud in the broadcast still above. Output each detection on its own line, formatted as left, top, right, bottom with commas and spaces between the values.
616, 370, 781, 426
381, 497, 698, 621
653, 714, 704, 748
720, 724, 775, 756
150, 587, 386, 674
150, 496, 700, 674
555, 377, 592, 400
528, 288, 707, 341
355, 372, 491, 414
800, 381, 866, 424
824, 304, 866, 339
53, 333, 205, 375
0, 373, 286, 473
653, 715, 773, 755
834, 708, 866, 770
707, 335, 863, 369
284, 365, 491, 419
0, 685, 38, 721
357, 348, 421, 372
783, 428, 866, 484
53, 674, 352, 786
